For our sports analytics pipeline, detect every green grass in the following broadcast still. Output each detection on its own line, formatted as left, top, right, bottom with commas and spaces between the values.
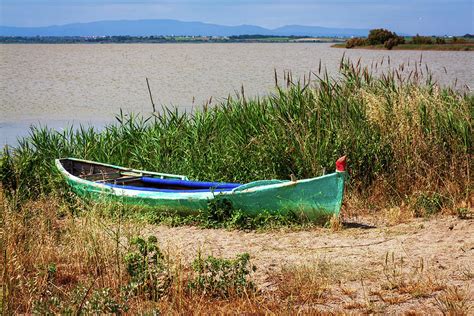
1, 58, 472, 212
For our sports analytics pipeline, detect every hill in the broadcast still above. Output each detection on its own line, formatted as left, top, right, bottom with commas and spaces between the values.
0, 19, 369, 37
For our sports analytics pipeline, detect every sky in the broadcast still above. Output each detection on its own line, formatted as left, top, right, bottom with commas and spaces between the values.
0, 0, 473, 35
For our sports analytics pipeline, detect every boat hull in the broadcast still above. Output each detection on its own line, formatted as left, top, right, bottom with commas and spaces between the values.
56, 158, 346, 220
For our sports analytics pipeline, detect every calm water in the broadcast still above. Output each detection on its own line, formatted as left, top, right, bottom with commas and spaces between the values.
1, 43, 473, 146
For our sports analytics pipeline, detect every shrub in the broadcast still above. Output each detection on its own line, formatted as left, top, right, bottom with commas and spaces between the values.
384, 38, 397, 50
346, 37, 367, 48
412, 34, 433, 44
365, 28, 404, 49
368, 28, 402, 45
452, 36, 466, 43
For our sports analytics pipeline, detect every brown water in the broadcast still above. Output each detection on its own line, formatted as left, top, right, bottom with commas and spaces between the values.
1, 43, 473, 146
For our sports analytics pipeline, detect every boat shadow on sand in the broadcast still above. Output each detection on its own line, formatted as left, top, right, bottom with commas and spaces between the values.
342, 222, 376, 229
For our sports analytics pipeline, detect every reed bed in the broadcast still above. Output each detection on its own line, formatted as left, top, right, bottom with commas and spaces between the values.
1, 58, 471, 213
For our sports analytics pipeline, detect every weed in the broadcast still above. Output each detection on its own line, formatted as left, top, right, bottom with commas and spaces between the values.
33, 285, 128, 315
414, 192, 448, 217
456, 207, 472, 219
383, 252, 407, 290
123, 236, 171, 301
188, 252, 256, 298
1, 56, 473, 313
277, 263, 333, 304
200, 198, 235, 228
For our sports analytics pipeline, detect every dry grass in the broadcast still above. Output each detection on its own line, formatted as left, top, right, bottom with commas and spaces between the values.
435, 285, 472, 315
0, 193, 141, 314
1, 189, 473, 314
329, 214, 343, 231
275, 262, 333, 304
361, 86, 470, 202
381, 253, 447, 296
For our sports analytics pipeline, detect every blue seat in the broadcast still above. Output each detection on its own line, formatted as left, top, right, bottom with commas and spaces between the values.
140, 176, 241, 189
103, 176, 242, 193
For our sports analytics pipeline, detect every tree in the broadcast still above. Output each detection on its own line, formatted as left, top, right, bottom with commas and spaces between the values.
367, 28, 405, 49
368, 29, 399, 45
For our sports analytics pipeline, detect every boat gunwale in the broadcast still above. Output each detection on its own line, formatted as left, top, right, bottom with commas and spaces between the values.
55, 158, 344, 199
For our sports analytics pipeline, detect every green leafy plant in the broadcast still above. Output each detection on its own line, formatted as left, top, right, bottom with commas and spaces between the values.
188, 252, 256, 298
33, 286, 127, 315
200, 198, 235, 228
414, 192, 447, 217
456, 207, 471, 220
124, 236, 170, 301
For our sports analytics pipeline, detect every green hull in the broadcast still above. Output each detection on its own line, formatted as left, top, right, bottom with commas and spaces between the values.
56, 158, 346, 220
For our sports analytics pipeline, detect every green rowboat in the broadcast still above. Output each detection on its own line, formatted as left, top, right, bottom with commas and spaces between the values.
56, 157, 347, 219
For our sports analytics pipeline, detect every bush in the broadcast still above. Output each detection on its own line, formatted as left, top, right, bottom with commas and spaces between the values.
346, 37, 367, 48
412, 34, 433, 44
365, 28, 404, 49
368, 28, 402, 45
384, 38, 397, 50
202, 198, 235, 227
435, 37, 446, 44
452, 36, 466, 44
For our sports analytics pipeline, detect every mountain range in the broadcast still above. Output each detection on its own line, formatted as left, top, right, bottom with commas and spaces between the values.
0, 19, 369, 37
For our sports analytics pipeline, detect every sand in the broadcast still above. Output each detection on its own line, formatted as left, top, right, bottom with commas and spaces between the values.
144, 216, 473, 313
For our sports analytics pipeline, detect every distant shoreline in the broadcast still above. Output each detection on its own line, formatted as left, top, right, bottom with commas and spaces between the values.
331, 43, 473, 51
0, 41, 341, 45
0, 35, 345, 44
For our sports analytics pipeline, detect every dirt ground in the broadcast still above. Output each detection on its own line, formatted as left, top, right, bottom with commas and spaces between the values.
145, 215, 474, 314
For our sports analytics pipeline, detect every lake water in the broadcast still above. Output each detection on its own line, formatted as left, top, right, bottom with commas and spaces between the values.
1, 43, 473, 147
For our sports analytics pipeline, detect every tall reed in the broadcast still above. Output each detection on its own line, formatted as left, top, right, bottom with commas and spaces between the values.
1, 58, 472, 209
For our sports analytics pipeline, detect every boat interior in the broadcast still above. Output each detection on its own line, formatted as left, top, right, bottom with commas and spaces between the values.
60, 158, 241, 192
